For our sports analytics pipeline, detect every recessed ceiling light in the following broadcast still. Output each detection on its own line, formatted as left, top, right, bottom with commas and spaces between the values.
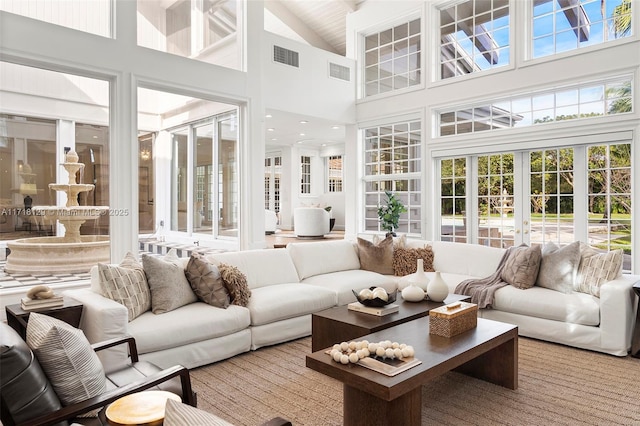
297, 141, 303, 144
92, 135, 98, 138
299, 120, 308, 124
331, 125, 340, 130
299, 133, 305, 136
321, 144, 327, 147
267, 128, 275, 132
271, 138, 277, 141
265, 114, 272, 118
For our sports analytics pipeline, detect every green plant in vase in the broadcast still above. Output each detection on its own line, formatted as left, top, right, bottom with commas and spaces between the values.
377, 190, 407, 237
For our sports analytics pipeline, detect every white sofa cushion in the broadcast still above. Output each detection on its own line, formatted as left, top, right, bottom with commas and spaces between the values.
205, 249, 300, 289
431, 241, 505, 278
248, 283, 336, 326
492, 286, 600, 326
288, 240, 361, 280
302, 270, 396, 306
128, 302, 250, 354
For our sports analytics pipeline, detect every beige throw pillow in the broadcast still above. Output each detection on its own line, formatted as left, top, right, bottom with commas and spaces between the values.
536, 241, 581, 293
501, 244, 542, 289
218, 263, 252, 307
142, 249, 197, 314
185, 253, 230, 309
98, 252, 151, 321
26, 313, 107, 409
575, 243, 623, 297
392, 246, 435, 276
357, 236, 394, 275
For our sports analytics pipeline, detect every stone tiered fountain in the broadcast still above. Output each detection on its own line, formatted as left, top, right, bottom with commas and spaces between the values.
5, 151, 110, 274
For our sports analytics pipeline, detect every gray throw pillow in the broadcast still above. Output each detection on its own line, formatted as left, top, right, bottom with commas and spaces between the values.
501, 244, 542, 289
536, 241, 581, 293
357, 236, 394, 275
26, 313, 107, 408
142, 250, 197, 314
98, 252, 151, 321
185, 253, 230, 309
164, 399, 234, 426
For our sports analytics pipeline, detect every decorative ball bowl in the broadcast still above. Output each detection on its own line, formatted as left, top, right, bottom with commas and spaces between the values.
352, 287, 397, 307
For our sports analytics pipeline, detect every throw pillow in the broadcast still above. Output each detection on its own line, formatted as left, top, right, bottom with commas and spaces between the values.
142, 249, 197, 314
185, 252, 230, 309
218, 263, 252, 307
164, 399, 234, 426
357, 236, 394, 275
373, 233, 407, 249
575, 243, 623, 297
392, 246, 435, 276
98, 252, 151, 321
500, 244, 542, 289
536, 241, 581, 293
26, 313, 106, 409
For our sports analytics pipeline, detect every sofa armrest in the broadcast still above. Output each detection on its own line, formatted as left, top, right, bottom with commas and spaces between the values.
599, 274, 639, 353
63, 288, 129, 372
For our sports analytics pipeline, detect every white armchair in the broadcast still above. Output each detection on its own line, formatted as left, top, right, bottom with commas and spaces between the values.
294, 207, 330, 238
265, 210, 277, 234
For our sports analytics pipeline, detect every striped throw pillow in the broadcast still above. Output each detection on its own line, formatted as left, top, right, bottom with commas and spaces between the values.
98, 252, 151, 321
26, 313, 107, 409
576, 244, 623, 297
164, 399, 234, 426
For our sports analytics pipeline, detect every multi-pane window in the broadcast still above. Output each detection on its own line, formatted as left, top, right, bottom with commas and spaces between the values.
363, 18, 421, 97
440, 157, 467, 243
439, 0, 510, 80
533, 0, 632, 58
477, 153, 515, 249
328, 156, 343, 193
265, 156, 281, 213
363, 121, 421, 235
300, 156, 311, 194
438, 76, 633, 136
588, 143, 631, 263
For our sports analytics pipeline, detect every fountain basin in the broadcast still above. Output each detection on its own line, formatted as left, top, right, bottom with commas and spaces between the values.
5, 235, 110, 274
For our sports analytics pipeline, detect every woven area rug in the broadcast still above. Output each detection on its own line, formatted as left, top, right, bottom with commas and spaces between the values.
191, 336, 640, 425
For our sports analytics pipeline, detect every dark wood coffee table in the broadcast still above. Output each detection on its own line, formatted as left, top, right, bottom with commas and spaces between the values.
311, 294, 470, 352
306, 317, 518, 426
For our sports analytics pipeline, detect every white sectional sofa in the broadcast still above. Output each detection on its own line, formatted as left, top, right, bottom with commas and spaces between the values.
65, 239, 639, 373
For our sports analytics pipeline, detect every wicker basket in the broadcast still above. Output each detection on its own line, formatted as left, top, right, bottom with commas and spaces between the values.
429, 301, 478, 337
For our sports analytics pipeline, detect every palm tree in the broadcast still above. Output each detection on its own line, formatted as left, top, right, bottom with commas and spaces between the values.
611, 0, 632, 38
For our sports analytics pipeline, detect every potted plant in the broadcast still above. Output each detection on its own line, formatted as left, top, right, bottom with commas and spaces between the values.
377, 190, 407, 237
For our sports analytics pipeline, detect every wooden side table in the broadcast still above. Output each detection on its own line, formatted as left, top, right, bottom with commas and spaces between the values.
631, 282, 640, 358
5, 297, 83, 340
105, 390, 181, 426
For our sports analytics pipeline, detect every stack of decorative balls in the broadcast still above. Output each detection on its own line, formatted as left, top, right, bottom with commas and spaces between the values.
358, 287, 389, 301
329, 340, 415, 365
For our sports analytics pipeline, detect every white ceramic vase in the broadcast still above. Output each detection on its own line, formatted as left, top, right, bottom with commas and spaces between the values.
401, 284, 425, 302
427, 271, 449, 302
398, 258, 430, 291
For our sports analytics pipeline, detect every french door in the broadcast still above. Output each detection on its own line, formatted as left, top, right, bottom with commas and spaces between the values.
438, 142, 631, 271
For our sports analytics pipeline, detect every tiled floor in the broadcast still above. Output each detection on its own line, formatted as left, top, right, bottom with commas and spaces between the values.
0, 232, 344, 289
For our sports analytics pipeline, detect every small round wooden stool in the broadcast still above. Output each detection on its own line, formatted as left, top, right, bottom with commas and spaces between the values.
105, 390, 181, 426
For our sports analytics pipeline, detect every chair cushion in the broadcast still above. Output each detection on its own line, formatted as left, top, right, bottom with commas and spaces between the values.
287, 240, 361, 280
164, 399, 234, 426
26, 313, 107, 407
0, 323, 63, 425
247, 284, 336, 326
142, 250, 198, 314
128, 303, 250, 354
301, 270, 396, 306
206, 249, 300, 289
98, 252, 151, 321
185, 253, 230, 309
106, 361, 182, 397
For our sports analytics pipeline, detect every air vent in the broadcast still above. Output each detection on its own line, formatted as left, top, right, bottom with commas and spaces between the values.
329, 62, 351, 81
273, 45, 299, 68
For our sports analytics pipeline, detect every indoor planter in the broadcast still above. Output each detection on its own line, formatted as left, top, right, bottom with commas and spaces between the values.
376, 190, 407, 237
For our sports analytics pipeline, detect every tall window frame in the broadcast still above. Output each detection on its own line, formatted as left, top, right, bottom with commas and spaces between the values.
300, 155, 311, 195
327, 155, 343, 193
363, 120, 422, 235
531, 0, 633, 59
362, 16, 421, 98
438, 0, 511, 80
